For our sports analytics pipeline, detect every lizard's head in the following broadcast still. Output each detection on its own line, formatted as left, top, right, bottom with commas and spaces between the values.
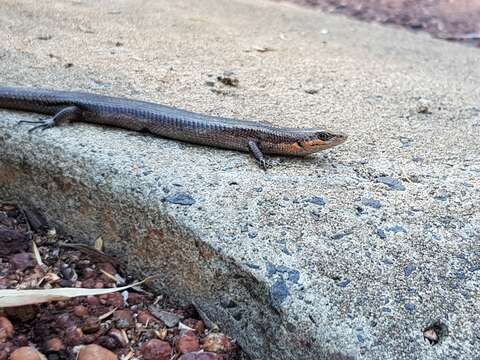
265, 128, 347, 156
295, 129, 348, 154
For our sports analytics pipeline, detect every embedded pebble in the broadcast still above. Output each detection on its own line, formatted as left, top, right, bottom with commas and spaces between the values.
305, 196, 326, 206
376, 176, 405, 191
404, 303, 416, 311
404, 265, 415, 277
270, 279, 289, 306
385, 225, 407, 234
361, 198, 382, 209
164, 193, 196, 206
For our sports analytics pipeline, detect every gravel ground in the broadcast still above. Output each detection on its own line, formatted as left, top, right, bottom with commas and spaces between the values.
0, 203, 248, 360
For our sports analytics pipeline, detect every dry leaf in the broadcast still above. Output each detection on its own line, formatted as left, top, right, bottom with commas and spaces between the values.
0, 277, 156, 308
94, 237, 103, 251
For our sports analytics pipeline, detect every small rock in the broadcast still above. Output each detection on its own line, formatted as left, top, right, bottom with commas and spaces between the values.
0, 317, 14, 340
97, 335, 119, 350
108, 328, 128, 347
141, 339, 172, 360
305, 196, 326, 206
78, 344, 117, 360
182, 319, 205, 335
164, 193, 195, 206
404, 303, 416, 311
270, 279, 289, 307
217, 72, 239, 87
404, 265, 415, 277
376, 176, 405, 191
98, 262, 117, 275
86, 296, 100, 306
55, 314, 75, 329
126, 292, 145, 305
81, 317, 101, 334
416, 102, 431, 114
176, 331, 200, 354
287, 270, 300, 283
337, 279, 351, 288
423, 328, 438, 344
304, 89, 318, 95
267, 263, 280, 277
201, 333, 233, 353
151, 309, 182, 327
64, 326, 83, 346
361, 198, 382, 209
44, 337, 64, 352
376, 228, 386, 239
244, 262, 260, 270
113, 309, 134, 328
137, 310, 158, 325
385, 225, 407, 234
423, 321, 448, 345
73, 305, 89, 317
9, 346, 43, 360
178, 352, 222, 360
100, 292, 124, 308
10, 252, 34, 271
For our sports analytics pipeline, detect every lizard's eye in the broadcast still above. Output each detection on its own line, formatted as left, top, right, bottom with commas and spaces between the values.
316, 132, 333, 141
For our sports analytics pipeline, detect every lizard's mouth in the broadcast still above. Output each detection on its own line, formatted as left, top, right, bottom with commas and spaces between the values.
298, 133, 348, 153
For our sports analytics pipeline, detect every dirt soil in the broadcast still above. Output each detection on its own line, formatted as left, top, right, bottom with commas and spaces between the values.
281, 0, 480, 46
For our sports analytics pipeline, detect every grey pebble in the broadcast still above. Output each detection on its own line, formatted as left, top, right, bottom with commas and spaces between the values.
288, 270, 300, 283
385, 225, 407, 234
149, 309, 182, 327
404, 303, 416, 311
404, 264, 415, 277
361, 198, 382, 209
376, 228, 386, 239
338, 279, 351, 288
164, 193, 195, 205
376, 176, 406, 191
270, 279, 289, 306
266, 262, 277, 276
306, 196, 326, 206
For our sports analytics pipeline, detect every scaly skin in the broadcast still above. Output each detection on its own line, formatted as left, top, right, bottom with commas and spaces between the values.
0, 87, 347, 168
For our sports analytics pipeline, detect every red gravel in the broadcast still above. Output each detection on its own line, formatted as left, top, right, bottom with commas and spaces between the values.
0, 203, 248, 360
280, 0, 480, 46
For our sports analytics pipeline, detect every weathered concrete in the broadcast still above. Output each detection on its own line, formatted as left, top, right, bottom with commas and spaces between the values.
1, 0, 479, 359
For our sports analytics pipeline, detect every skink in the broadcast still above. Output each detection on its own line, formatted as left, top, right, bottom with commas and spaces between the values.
0, 87, 347, 168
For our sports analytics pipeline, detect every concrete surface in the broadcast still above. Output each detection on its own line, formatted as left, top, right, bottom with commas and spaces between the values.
1, 0, 479, 359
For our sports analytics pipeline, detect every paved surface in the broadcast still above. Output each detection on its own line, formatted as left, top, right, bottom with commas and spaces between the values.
1, 0, 479, 359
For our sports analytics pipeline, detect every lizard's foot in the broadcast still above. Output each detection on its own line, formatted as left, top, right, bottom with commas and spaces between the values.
18, 118, 56, 132
259, 159, 272, 171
